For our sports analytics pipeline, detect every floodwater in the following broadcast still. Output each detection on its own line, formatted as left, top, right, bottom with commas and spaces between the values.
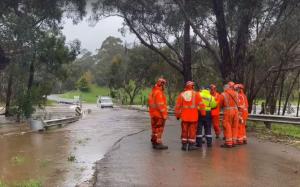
0, 105, 148, 186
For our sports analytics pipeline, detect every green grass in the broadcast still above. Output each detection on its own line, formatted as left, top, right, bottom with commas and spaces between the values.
248, 121, 300, 139
61, 85, 151, 104
45, 100, 55, 106
271, 124, 300, 139
13, 180, 42, 187
11, 155, 25, 166
61, 85, 110, 103
0, 180, 42, 187
0, 181, 6, 187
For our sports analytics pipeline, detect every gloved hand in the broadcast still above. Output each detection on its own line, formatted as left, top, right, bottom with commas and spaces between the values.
177, 117, 180, 120
239, 117, 244, 124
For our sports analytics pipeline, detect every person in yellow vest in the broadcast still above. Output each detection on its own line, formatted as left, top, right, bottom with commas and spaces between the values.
196, 86, 217, 147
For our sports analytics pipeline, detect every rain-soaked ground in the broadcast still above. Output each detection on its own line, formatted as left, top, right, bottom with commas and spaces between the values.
0, 105, 148, 186
94, 120, 300, 187
1, 105, 300, 186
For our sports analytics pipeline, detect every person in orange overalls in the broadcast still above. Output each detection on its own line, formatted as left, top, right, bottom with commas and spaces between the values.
235, 84, 249, 145
148, 78, 168, 150
210, 84, 221, 139
175, 81, 205, 151
219, 83, 239, 148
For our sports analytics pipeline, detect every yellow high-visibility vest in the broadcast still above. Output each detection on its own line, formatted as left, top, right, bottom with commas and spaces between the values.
200, 89, 217, 111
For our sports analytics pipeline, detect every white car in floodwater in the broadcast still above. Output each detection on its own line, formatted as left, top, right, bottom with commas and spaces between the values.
97, 96, 114, 108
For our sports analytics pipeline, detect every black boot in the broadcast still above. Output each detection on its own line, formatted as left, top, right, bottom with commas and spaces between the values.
152, 143, 155, 148
220, 144, 232, 148
188, 143, 198, 151
196, 138, 202, 147
206, 138, 212, 148
181, 143, 187, 151
153, 143, 168, 150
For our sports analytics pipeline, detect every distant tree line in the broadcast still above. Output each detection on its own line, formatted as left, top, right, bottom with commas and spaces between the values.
0, 0, 86, 119
91, 0, 300, 114
1, 0, 300, 119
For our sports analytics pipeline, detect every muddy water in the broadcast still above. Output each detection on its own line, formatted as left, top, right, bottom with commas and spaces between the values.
0, 106, 149, 186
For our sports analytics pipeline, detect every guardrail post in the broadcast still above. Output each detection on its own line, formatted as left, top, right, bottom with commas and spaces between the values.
297, 92, 300, 117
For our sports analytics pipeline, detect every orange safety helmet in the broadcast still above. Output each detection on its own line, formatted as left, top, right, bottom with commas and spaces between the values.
156, 78, 167, 86
185, 81, 195, 89
228, 81, 235, 88
210, 84, 217, 90
233, 84, 239, 90
238, 84, 245, 90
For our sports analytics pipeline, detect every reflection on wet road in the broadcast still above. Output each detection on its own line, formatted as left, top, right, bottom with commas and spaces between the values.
2, 106, 300, 187
0, 106, 148, 186
95, 122, 300, 187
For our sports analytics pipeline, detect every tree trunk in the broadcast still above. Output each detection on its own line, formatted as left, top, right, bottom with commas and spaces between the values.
182, 0, 192, 83
282, 70, 300, 115
4, 67, 14, 116
27, 60, 35, 92
233, 0, 258, 83
265, 60, 285, 110
0, 46, 9, 71
212, 0, 232, 82
277, 73, 285, 115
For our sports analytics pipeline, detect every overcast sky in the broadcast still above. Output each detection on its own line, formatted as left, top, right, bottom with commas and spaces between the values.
62, 15, 137, 54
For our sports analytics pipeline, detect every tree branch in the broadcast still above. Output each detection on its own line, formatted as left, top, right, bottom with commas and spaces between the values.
123, 14, 183, 73
173, 0, 221, 65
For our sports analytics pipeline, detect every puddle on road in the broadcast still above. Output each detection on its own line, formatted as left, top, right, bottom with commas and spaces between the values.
0, 131, 71, 186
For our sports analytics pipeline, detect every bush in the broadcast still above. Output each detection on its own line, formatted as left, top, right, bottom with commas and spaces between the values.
76, 76, 90, 92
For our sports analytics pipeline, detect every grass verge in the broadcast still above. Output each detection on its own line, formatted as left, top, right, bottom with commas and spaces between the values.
61, 85, 151, 104
248, 121, 300, 148
13, 180, 42, 187
0, 180, 42, 187
60, 85, 109, 103
0, 181, 6, 187
45, 100, 55, 106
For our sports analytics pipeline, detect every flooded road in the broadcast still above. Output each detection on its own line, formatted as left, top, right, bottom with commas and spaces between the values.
2, 105, 300, 187
0, 105, 148, 186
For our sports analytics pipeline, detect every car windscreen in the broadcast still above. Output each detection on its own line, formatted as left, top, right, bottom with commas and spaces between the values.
101, 99, 112, 103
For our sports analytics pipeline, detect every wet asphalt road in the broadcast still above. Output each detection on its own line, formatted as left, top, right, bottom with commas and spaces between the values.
1, 106, 300, 187
94, 115, 300, 187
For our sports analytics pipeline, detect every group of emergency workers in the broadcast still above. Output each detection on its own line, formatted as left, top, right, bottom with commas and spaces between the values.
148, 78, 249, 150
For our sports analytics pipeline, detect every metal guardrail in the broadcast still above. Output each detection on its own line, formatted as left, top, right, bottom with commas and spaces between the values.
247, 114, 300, 125
124, 106, 300, 125
43, 116, 80, 129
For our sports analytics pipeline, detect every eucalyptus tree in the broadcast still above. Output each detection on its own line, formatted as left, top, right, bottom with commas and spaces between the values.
0, 0, 85, 117
92, 0, 209, 83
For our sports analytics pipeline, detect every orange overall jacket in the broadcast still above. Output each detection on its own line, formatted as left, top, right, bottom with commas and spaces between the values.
148, 86, 168, 119
219, 89, 239, 112
175, 89, 205, 122
238, 91, 249, 120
